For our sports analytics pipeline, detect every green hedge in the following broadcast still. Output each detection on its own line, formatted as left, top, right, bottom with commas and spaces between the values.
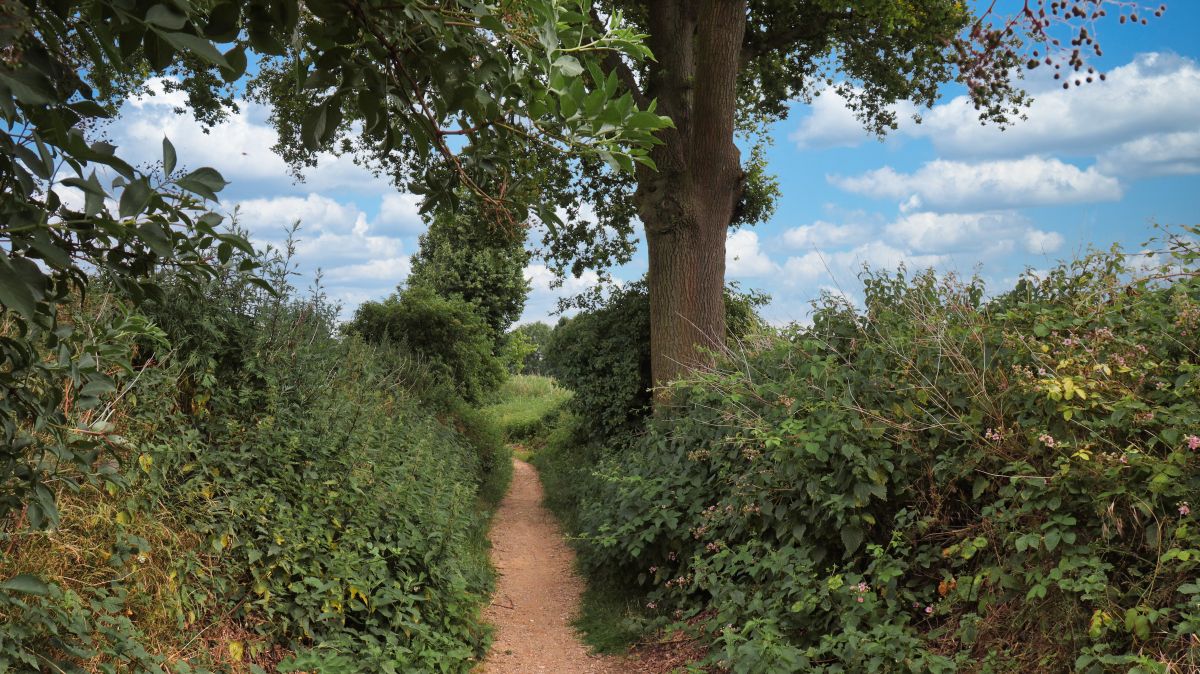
1, 251, 509, 673
553, 236, 1200, 673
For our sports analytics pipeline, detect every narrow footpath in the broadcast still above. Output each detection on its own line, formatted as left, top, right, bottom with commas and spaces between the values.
478, 459, 626, 674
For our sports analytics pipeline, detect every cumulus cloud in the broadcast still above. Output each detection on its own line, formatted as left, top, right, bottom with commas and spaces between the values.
111, 78, 394, 198
831, 156, 1122, 212
788, 88, 914, 149
377, 193, 426, 233
912, 53, 1200, 160
780, 221, 869, 249
323, 257, 412, 287
885, 211, 1063, 256
519, 263, 615, 324
791, 53, 1200, 175
726, 230, 778, 277
1096, 131, 1200, 178
782, 241, 948, 285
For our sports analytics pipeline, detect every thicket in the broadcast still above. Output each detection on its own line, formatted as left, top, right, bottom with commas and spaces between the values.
348, 285, 507, 404
542, 232, 1200, 673
1, 244, 510, 673
544, 281, 766, 441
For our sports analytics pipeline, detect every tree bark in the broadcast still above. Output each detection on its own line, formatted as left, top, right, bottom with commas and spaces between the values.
635, 0, 747, 391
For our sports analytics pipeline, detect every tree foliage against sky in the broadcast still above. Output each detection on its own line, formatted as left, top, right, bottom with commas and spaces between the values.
408, 203, 531, 342
0, 0, 666, 528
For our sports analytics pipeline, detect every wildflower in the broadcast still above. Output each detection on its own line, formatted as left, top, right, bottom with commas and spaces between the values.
925, 605, 934, 614
857, 582, 869, 593
1180, 502, 1192, 517
1062, 338, 1074, 347
1119, 455, 1128, 464
649, 566, 658, 574
984, 428, 1004, 442
646, 601, 657, 610
856, 596, 865, 603
1038, 433, 1057, 448
1186, 434, 1200, 451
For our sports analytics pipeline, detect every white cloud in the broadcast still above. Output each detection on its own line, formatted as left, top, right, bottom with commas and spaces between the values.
112, 78, 393, 198
912, 53, 1200, 161
885, 211, 1063, 256
519, 263, 614, 324
789, 88, 914, 149
780, 221, 869, 249
726, 230, 778, 277
782, 241, 948, 285
233, 193, 365, 234
1096, 131, 1200, 178
324, 257, 411, 287
1023, 229, 1065, 255
831, 157, 1122, 212
788, 53, 1200, 183
377, 193, 426, 233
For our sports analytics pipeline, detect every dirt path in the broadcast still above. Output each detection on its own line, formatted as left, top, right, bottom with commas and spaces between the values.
478, 459, 626, 674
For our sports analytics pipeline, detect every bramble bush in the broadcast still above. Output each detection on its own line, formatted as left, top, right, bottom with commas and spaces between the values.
348, 285, 506, 404
547, 229, 1200, 673
544, 280, 766, 441
1, 239, 510, 673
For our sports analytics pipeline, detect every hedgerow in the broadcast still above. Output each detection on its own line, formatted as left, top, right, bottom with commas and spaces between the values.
553, 230, 1200, 673
1, 242, 509, 673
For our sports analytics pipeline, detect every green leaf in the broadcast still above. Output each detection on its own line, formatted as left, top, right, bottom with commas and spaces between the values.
0, 251, 39, 320
840, 526, 864, 554
155, 30, 229, 69
1033, 324, 1050, 337
144, 4, 189, 30
553, 55, 583, 77
162, 137, 177, 175
1, 574, 50, 596
118, 178, 154, 218
176, 167, 228, 201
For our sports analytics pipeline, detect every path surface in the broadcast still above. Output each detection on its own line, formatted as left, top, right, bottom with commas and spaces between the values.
479, 459, 626, 674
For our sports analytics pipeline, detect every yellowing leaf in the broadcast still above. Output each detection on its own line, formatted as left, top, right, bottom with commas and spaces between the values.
228, 640, 244, 661
137, 453, 153, 473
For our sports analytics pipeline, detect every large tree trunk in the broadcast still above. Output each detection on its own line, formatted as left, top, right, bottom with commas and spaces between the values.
636, 0, 747, 390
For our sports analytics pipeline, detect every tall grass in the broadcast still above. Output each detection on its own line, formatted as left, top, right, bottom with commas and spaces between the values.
483, 375, 572, 447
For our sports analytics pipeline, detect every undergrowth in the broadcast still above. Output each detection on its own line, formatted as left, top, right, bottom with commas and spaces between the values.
541, 230, 1200, 673
1, 241, 510, 673
483, 375, 572, 450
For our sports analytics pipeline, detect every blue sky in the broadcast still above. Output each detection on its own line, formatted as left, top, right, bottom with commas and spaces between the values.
96, 4, 1200, 325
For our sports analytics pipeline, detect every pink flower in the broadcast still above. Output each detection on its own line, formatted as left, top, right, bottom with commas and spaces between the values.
925, 605, 934, 614
1038, 433, 1057, 448
1186, 435, 1200, 451
646, 601, 657, 610
1180, 502, 1192, 517
856, 596, 864, 603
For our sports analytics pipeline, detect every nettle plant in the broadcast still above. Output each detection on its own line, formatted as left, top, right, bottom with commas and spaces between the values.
572, 228, 1200, 673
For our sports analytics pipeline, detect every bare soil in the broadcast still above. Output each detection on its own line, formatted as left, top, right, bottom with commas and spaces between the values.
478, 459, 628, 674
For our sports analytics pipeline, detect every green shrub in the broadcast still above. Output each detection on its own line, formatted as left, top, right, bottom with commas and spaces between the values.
561, 233, 1200, 673
348, 285, 506, 403
1, 244, 510, 672
545, 281, 766, 441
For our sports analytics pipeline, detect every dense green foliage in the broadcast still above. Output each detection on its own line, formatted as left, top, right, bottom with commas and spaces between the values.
407, 206, 530, 343
1, 246, 510, 673
348, 286, 506, 404
544, 281, 766, 440
508, 322, 554, 375
542, 234, 1200, 673
483, 376, 573, 446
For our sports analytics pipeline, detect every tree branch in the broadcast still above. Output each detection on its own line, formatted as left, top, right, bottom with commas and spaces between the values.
589, 8, 650, 109
740, 11, 837, 63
